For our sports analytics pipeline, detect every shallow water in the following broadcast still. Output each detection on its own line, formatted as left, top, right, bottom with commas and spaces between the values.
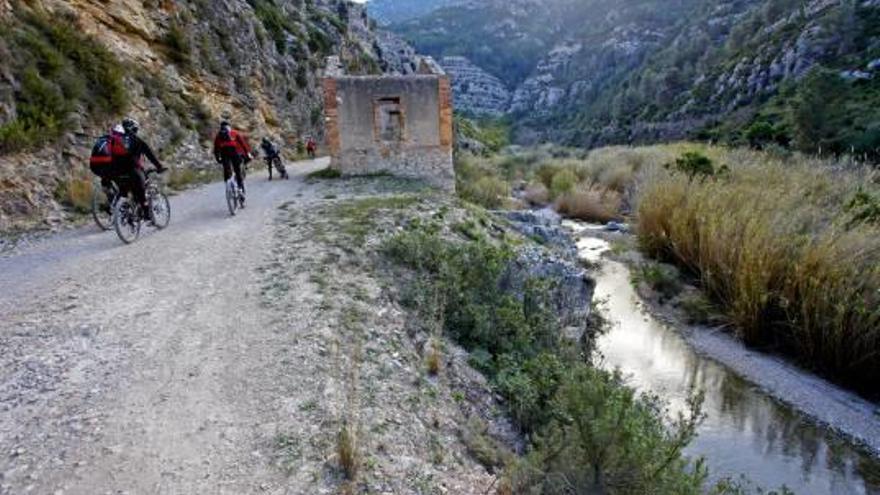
575, 233, 880, 494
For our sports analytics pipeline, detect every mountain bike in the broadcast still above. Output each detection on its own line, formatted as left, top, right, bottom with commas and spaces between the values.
91, 178, 120, 231
225, 170, 246, 216
113, 170, 171, 244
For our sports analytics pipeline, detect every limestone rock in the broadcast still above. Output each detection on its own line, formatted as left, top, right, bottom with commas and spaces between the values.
440, 56, 510, 116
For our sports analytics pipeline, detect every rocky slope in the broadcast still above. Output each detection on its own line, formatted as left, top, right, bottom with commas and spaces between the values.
392, 0, 880, 154
0, 0, 406, 231
440, 56, 510, 116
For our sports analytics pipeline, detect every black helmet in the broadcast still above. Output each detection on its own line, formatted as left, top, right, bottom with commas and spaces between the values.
220, 120, 230, 129
121, 118, 139, 135
262, 136, 271, 144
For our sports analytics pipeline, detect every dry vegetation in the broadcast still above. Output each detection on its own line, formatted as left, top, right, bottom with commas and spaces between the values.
636, 147, 880, 393
456, 143, 880, 395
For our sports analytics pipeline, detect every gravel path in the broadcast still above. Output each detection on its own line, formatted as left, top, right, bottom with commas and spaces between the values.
0, 160, 329, 494
0, 161, 499, 495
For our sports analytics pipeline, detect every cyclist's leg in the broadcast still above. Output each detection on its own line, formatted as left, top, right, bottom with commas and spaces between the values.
130, 168, 149, 219
221, 156, 233, 183
232, 155, 245, 193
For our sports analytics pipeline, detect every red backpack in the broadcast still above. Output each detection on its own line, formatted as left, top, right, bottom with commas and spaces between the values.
89, 130, 134, 174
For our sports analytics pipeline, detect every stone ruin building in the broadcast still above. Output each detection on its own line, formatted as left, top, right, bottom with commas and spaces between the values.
322, 56, 455, 190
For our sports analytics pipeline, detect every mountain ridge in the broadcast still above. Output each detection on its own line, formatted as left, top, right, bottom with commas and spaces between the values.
390, 0, 880, 157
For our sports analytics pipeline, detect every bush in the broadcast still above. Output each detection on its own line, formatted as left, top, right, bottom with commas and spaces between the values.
523, 182, 550, 206
55, 175, 93, 213
0, 8, 127, 153
248, 0, 298, 54
163, 22, 192, 67
555, 185, 622, 223
507, 366, 707, 495
665, 151, 718, 181
549, 168, 578, 199
460, 176, 510, 209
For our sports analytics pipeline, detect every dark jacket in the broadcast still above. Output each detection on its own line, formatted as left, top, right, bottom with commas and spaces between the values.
261, 141, 279, 158
119, 135, 162, 171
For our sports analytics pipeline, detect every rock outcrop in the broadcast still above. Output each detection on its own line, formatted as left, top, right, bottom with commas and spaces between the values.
502, 209, 594, 332
440, 56, 511, 116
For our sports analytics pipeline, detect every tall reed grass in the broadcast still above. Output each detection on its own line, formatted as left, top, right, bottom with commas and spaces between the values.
636, 148, 880, 392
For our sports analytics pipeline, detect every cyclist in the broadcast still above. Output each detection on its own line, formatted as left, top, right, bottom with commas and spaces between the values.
260, 137, 287, 180
306, 136, 317, 159
117, 118, 166, 220
213, 121, 251, 205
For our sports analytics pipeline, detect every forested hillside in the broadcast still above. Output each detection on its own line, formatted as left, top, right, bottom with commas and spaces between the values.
393, 0, 880, 158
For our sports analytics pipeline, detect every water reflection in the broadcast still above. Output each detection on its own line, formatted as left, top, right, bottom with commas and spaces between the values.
581, 237, 880, 495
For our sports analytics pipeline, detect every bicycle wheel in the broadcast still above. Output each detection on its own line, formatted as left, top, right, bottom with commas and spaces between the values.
226, 181, 237, 216
150, 192, 171, 229
114, 197, 142, 244
91, 187, 113, 231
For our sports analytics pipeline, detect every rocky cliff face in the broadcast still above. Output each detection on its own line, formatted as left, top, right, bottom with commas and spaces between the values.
390, 0, 880, 153
0, 0, 398, 230
440, 56, 510, 116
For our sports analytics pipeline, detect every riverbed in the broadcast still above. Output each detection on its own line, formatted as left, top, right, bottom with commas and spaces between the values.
569, 224, 880, 494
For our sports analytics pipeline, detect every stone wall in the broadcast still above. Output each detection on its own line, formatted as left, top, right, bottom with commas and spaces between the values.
323, 60, 455, 190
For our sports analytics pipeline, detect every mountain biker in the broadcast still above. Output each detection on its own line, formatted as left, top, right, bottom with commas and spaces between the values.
117, 118, 166, 219
213, 121, 251, 204
306, 137, 317, 159
260, 137, 286, 180
261, 137, 280, 161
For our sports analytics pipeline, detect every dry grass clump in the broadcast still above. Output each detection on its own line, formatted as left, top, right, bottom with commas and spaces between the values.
523, 182, 550, 206
555, 185, 622, 223
56, 175, 94, 213
426, 340, 442, 376
337, 424, 359, 480
637, 149, 880, 392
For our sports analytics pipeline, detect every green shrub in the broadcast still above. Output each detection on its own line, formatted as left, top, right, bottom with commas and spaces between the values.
845, 188, 880, 227
460, 176, 510, 209
0, 8, 127, 153
549, 168, 578, 199
634, 262, 682, 302
665, 151, 717, 181
163, 22, 192, 67
248, 0, 298, 54
507, 366, 707, 495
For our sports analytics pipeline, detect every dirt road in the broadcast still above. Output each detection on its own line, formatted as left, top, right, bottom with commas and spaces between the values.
0, 160, 332, 494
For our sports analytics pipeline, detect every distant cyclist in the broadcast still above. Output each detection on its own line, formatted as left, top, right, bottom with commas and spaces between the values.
213, 121, 251, 205
306, 137, 317, 159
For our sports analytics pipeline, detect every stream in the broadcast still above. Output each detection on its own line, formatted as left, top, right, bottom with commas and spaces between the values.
569, 225, 880, 494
